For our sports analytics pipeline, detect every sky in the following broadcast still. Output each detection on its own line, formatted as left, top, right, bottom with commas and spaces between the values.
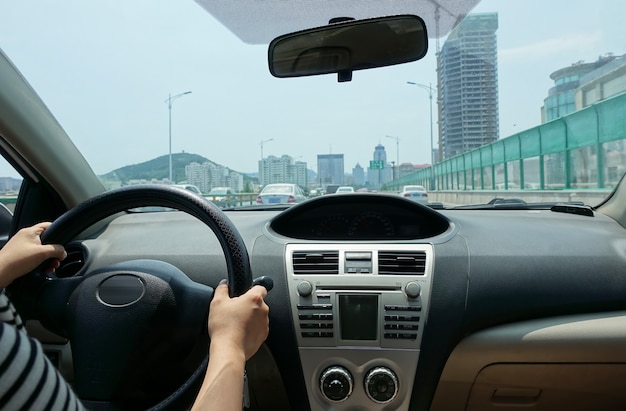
1, 0, 624, 179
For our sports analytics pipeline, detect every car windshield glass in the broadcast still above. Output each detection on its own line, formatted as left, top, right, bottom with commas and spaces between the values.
1, 0, 624, 209
262, 185, 292, 194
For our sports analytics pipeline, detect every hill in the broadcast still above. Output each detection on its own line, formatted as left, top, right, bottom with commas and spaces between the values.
99, 153, 256, 185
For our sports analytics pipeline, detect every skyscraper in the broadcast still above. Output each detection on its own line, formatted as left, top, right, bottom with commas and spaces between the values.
259, 155, 307, 187
438, 13, 499, 159
367, 144, 393, 189
317, 154, 344, 187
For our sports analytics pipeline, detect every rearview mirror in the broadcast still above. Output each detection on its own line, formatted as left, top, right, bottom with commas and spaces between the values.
268, 15, 428, 82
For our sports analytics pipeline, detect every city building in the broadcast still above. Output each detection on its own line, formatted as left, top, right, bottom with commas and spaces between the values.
259, 155, 307, 188
575, 54, 626, 110
438, 12, 499, 159
317, 154, 344, 187
185, 161, 243, 193
367, 144, 393, 189
543, 54, 620, 122
398, 163, 430, 179
352, 163, 365, 186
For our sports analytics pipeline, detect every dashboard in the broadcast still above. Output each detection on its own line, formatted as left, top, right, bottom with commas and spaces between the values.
270, 194, 451, 240
40, 192, 626, 411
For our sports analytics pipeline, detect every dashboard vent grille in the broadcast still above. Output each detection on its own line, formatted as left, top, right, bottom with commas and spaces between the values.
55, 245, 86, 278
378, 251, 426, 275
293, 251, 339, 275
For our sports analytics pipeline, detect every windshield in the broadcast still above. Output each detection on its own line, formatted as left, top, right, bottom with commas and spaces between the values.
1, 0, 624, 209
261, 185, 293, 194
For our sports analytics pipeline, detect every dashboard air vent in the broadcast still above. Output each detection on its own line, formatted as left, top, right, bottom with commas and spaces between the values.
293, 251, 339, 275
378, 251, 426, 275
55, 245, 86, 278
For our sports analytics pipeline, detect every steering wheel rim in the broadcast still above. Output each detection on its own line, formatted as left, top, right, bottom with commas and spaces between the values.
8, 185, 253, 410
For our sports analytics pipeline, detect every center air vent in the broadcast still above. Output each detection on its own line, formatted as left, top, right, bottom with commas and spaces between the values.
293, 251, 339, 275
378, 251, 426, 275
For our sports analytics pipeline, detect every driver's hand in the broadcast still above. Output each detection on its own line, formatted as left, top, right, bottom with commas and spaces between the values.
208, 281, 269, 360
0, 222, 67, 288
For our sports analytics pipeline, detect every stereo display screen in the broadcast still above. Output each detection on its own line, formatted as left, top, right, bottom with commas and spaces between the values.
339, 294, 379, 340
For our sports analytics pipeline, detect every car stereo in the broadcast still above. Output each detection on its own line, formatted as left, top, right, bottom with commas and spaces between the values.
286, 244, 433, 411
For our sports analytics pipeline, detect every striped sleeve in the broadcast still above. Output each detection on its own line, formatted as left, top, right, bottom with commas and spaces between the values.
0, 296, 85, 411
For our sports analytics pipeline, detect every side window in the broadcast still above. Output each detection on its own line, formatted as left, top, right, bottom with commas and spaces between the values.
0, 156, 21, 245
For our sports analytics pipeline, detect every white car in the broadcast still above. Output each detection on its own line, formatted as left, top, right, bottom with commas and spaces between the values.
335, 186, 355, 193
207, 187, 238, 207
256, 183, 307, 205
172, 184, 203, 196
400, 185, 429, 204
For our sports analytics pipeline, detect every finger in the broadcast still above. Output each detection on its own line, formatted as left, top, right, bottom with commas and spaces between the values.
32, 222, 52, 236
213, 280, 230, 299
42, 244, 67, 260
35, 222, 52, 230
249, 284, 268, 299
252, 276, 273, 291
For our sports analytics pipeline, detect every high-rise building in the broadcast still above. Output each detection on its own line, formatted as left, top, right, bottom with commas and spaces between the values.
317, 154, 344, 187
352, 163, 365, 186
438, 12, 499, 159
367, 144, 393, 189
184, 161, 243, 193
259, 155, 307, 187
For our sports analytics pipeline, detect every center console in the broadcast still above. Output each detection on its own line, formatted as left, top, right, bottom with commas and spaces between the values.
286, 243, 433, 410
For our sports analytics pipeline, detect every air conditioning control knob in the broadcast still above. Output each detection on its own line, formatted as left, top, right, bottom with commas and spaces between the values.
405, 281, 421, 298
320, 366, 353, 402
364, 367, 399, 404
297, 280, 313, 297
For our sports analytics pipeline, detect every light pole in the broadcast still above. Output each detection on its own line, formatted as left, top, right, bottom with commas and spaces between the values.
407, 81, 435, 189
386, 135, 400, 180
259, 138, 274, 185
165, 91, 192, 183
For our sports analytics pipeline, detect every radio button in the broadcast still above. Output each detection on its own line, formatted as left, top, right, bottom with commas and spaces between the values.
297, 304, 333, 310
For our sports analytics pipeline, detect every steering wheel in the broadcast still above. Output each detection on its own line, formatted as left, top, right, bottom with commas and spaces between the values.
8, 185, 252, 410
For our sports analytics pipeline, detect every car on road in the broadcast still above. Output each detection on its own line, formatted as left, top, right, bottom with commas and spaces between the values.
335, 186, 355, 193
172, 184, 203, 196
256, 183, 307, 205
1, 1, 626, 411
400, 185, 429, 204
207, 186, 238, 208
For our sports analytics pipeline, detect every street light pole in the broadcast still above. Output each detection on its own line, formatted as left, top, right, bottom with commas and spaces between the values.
407, 81, 436, 189
259, 138, 274, 185
385, 135, 400, 180
165, 91, 192, 183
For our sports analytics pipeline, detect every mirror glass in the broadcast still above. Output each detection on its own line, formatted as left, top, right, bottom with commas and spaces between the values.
268, 15, 428, 79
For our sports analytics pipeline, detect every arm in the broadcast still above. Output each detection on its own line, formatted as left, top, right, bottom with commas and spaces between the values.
191, 282, 269, 411
0, 222, 67, 289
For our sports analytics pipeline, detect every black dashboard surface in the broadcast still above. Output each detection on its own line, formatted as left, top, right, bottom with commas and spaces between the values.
269, 193, 451, 240
69, 194, 626, 410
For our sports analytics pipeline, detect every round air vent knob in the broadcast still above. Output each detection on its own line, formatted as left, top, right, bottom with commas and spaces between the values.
297, 280, 313, 297
405, 281, 421, 298
364, 367, 399, 404
320, 366, 353, 402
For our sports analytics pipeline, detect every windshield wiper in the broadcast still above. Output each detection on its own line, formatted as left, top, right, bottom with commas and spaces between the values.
451, 200, 589, 211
